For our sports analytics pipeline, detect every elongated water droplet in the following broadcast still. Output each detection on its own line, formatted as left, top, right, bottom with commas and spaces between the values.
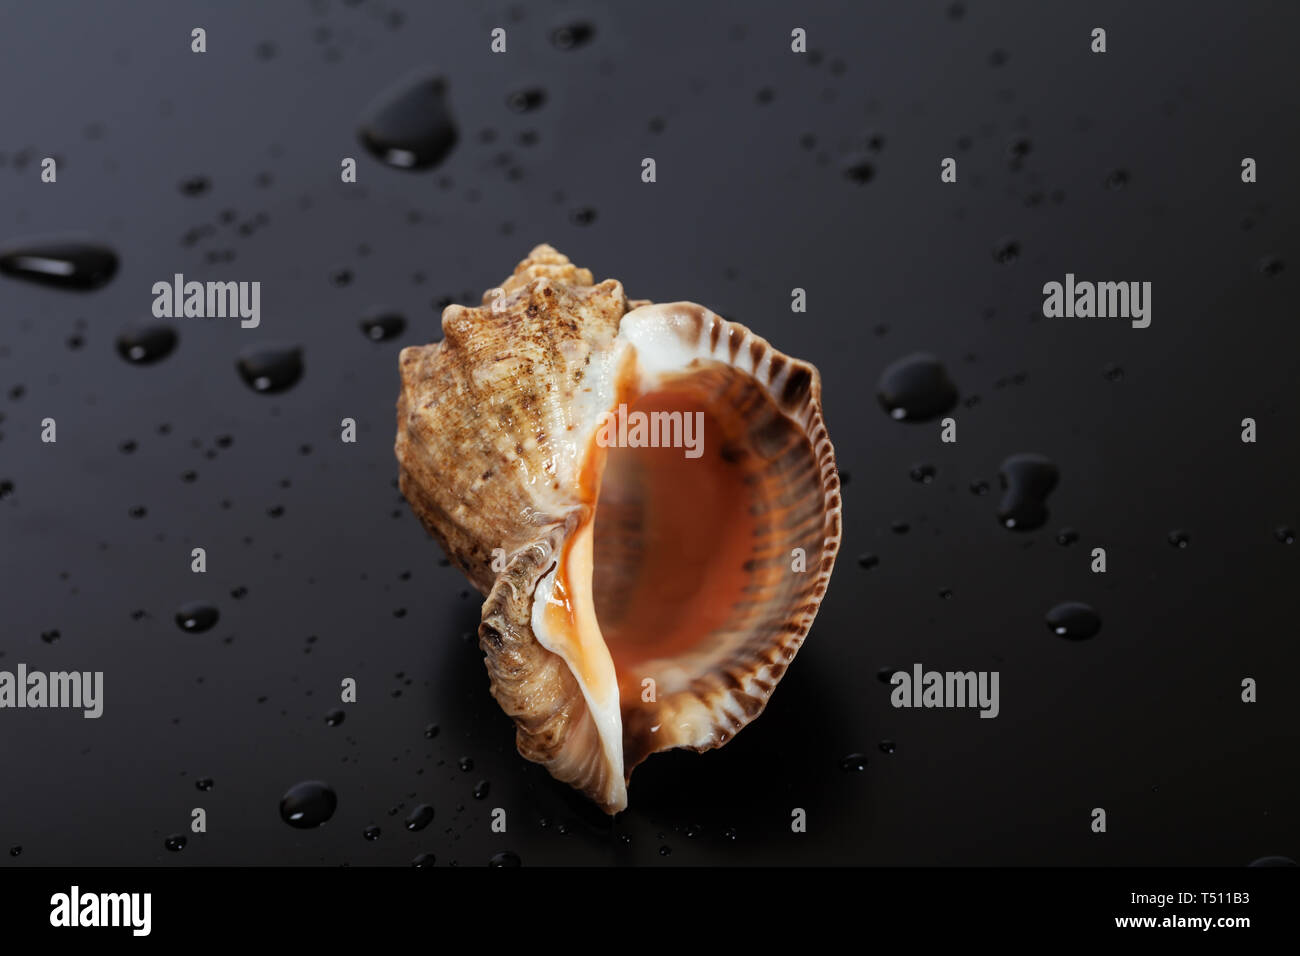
237, 345, 303, 394
116, 323, 177, 364
997, 453, 1059, 531
551, 22, 595, 50
280, 780, 337, 828
0, 239, 118, 290
405, 804, 435, 831
840, 753, 869, 772
358, 73, 459, 170
489, 850, 521, 867
877, 353, 958, 422
1045, 601, 1101, 640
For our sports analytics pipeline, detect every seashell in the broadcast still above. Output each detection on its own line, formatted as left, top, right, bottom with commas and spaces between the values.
395, 245, 842, 813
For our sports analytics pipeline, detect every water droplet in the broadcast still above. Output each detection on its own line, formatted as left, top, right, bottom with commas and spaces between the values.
877, 353, 958, 422
405, 803, 435, 831
938, 588, 953, 599
280, 780, 338, 828
992, 237, 1020, 263
879, 739, 896, 754
988, 48, 1008, 66
424, 723, 440, 739
857, 553, 879, 569
1275, 526, 1295, 545
175, 602, 219, 633
0, 239, 119, 290
195, 777, 214, 791
909, 463, 936, 484
179, 176, 210, 196
361, 310, 406, 341
685, 824, 703, 839
8, 845, 20, 857
237, 345, 303, 394
551, 21, 595, 50
1045, 602, 1101, 640
1167, 530, 1190, 549
489, 850, 521, 867
331, 267, 353, 287
1056, 527, 1079, 546
1104, 363, 1124, 382
472, 780, 490, 799
844, 161, 875, 184
362, 825, 381, 841
325, 708, 345, 727
841, 753, 869, 772
1249, 856, 1296, 867
358, 72, 459, 170
1257, 256, 1284, 277
458, 756, 474, 771
569, 206, 597, 226
506, 87, 546, 113
877, 666, 897, 684
891, 520, 910, 534
1104, 168, 1129, 190
723, 827, 737, 841
0, 480, 14, 500
116, 323, 177, 364
658, 845, 672, 856
40, 629, 60, 644
969, 479, 990, 496
164, 834, 187, 852
412, 852, 435, 867
996, 453, 1059, 531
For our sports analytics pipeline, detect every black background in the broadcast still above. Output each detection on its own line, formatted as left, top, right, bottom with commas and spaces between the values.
1, 0, 1297, 867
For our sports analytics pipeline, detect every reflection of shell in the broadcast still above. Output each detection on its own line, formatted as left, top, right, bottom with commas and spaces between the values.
396, 245, 842, 813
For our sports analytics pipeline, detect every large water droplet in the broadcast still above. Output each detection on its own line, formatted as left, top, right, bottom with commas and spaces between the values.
877, 353, 958, 422
405, 804, 435, 831
280, 780, 338, 828
361, 310, 406, 342
0, 239, 118, 290
358, 73, 459, 170
997, 453, 1059, 530
237, 345, 303, 394
175, 602, 219, 633
1045, 601, 1101, 640
116, 323, 177, 364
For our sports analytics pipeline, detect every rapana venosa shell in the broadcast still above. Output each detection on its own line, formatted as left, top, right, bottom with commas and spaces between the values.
395, 245, 841, 813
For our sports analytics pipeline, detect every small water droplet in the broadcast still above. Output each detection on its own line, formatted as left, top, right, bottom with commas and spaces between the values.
458, 756, 474, 771
424, 723, 440, 739
505, 87, 546, 113
237, 345, 303, 394
569, 206, 597, 226
909, 463, 937, 484
40, 629, 60, 644
175, 602, 219, 633
1056, 527, 1079, 546
405, 803, 435, 831
1249, 856, 1296, 867
0, 480, 14, 500
723, 827, 737, 841
325, 708, 345, 727
195, 777, 214, 791
997, 453, 1059, 531
1104, 168, 1129, 190
361, 310, 406, 341
8, 845, 21, 857
1274, 526, 1295, 545
1046, 601, 1101, 640
879, 739, 896, 754
551, 21, 595, 50
489, 850, 521, 867
685, 824, 703, 838
877, 666, 896, 684
857, 553, 879, 569
179, 176, 210, 196
358, 73, 459, 170
472, 780, 490, 799
877, 353, 959, 422
891, 520, 910, 534
1104, 363, 1124, 382
0, 239, 119, 290
280, 781, 337, 828
840, 753, 869, 772
164, 834, 187, 852
844, 161, 874, 184
362, 825, 381, 841
412, 852, 435, 867
938, 588, 953, 599
1257, 256, 1284, 277
992, 237, 1020, 263
1167, 530, 1190, 549
116, 323, 177, 365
